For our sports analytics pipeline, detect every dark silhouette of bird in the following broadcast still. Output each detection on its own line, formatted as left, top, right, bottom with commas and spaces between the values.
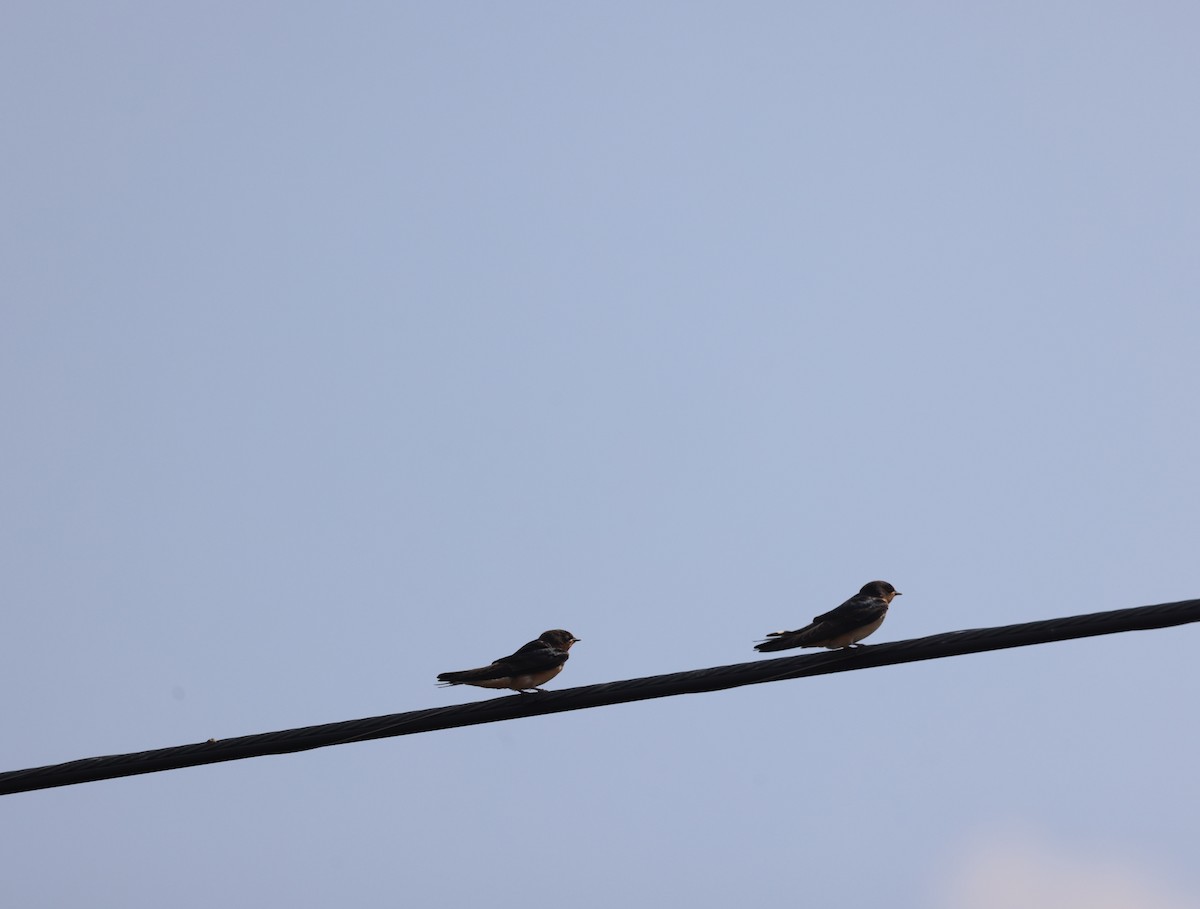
437, 629, 580, 693
755, 581, 901, 652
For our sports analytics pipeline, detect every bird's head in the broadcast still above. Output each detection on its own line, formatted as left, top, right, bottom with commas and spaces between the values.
860, 580, 901, 603
540, 629, 580, 650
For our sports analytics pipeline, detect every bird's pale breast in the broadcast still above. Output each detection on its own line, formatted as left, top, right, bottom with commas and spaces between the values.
821, 612, 887, 648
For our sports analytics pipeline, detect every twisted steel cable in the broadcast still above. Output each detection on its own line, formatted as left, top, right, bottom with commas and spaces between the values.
2, 597, 1197, 796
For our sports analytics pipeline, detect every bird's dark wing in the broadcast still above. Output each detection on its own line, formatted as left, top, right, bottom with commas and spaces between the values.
504, 638, 552, 659
436, 662, 514, 684
811, 596, 887, 626
755, 621, 823, 652
497, 641, 570, 675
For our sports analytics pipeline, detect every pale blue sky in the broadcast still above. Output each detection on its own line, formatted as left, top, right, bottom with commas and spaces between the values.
2, 4, 1198, 908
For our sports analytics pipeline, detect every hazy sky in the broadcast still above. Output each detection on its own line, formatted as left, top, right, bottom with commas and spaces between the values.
3, 4, 1198, 908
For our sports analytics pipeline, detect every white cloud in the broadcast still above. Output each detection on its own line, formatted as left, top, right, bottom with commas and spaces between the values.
938, 826, 1195, 909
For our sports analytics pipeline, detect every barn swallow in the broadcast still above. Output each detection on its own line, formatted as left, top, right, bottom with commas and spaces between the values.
755, 581, 901, 652
437, 629, 580, 693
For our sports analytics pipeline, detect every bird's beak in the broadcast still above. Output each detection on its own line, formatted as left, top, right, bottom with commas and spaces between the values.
895, 592, 902, 596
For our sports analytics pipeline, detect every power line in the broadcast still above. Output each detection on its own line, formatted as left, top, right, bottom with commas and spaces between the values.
3, 597, 1197, 797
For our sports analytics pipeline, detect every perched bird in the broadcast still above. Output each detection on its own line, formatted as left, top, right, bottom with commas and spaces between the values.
755, 581, 901, 652
437, 629, 580, 693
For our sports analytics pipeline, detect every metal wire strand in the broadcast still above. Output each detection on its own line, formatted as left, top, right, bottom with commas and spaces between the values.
2, 597, 1197, 797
